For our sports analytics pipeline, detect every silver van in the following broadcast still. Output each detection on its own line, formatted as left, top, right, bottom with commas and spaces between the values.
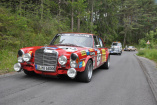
110, 42, 122, 55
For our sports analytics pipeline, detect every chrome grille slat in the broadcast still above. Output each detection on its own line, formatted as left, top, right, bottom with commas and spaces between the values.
34, 49, 58, 71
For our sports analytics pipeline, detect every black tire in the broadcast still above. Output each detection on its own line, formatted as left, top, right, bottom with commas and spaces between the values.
76, 60, 93, 83
23, 69, 36, 76
101, 56, 110, 69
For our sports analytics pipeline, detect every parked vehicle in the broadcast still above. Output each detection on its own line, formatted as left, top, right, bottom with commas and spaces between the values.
127, 46, 137, 51
109, 42, 122, 55
14, 33, 110, 82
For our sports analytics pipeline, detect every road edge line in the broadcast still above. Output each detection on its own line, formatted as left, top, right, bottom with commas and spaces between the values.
134, 54, 157, 102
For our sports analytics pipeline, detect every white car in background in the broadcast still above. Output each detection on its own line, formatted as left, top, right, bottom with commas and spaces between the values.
110, 42, 122, 55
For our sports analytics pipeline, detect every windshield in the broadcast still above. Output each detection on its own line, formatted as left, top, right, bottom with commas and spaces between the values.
112, 43, 118, 46
129, 46, 133, 48
50, 34, 93, 47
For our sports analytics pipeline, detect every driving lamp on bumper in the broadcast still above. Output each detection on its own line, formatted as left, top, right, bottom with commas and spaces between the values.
14, 63, 21, 72
67, 68, 77, 79
23, 53, 31, 62
58, 55, 67, 65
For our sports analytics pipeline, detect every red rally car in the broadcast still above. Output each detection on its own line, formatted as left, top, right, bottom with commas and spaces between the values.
14, 33, 110, 82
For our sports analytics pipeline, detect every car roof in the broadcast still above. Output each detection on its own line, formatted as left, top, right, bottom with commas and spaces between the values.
112, 41, 121, 43
61, 32, 93, 36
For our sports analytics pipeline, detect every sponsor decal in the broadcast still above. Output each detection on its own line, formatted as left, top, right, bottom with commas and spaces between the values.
102, 55, 106, 62
101, 49, 106, 54
29, 51, 32, 55
90, 52, 95, 55
82, 61, 85, 67
101, 49, 106, 62
35, 65, 37, 69
79, 61, 85, 68
81, 50, 86, 56
79, 61, 83, 68
97, 49, 101, 66
89, 48, 94, 52
86, 50, 90, 55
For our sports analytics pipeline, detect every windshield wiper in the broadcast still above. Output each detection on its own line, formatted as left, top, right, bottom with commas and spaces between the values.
59, 39, 65, 44
56, 43, 84, 47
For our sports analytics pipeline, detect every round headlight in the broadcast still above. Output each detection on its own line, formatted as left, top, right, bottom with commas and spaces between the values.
14, 63, 21, 72
58, 55, 67, 65
18, 57, 23, 63
23, 53, 31, 62
67, 68, 77, 79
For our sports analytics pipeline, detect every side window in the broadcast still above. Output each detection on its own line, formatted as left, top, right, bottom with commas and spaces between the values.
93, 36, 99, 48
98, 37, 104, 47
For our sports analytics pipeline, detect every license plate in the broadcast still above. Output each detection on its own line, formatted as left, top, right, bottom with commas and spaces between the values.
36, 65, 55, 72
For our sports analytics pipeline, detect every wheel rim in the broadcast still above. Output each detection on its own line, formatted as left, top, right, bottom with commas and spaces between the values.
88, 62, 93, 79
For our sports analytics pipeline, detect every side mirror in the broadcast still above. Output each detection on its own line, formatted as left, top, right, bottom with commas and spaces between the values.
96, 45, 100, 48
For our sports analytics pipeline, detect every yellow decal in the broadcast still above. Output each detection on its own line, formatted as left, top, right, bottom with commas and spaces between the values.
102, 55, 106, 62
101, 49, 106, 54
81, 50, 86, 56
89, 48, 94, 52
29, 51, 32, 54
82, 61, 85, 67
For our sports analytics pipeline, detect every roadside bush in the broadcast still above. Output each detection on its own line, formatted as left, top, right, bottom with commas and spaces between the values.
139, 38, 146, 48
137, 49, 157, 62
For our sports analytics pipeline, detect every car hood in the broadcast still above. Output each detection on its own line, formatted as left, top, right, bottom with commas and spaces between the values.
20, 45, 90, 59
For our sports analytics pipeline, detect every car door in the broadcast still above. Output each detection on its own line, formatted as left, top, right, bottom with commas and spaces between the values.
93, 36, 101, 67
97, 37, 107, 65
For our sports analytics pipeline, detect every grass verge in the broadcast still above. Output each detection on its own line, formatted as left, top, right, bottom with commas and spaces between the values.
137, 49, 157, 63
0, 50, 17, 74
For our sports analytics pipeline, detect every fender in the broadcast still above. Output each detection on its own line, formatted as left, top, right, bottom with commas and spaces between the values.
79, 56, 92, 72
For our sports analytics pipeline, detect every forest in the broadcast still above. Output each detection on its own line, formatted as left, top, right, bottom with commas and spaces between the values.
0, 0, 157, 73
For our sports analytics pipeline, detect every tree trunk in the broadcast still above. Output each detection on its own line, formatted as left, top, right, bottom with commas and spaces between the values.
19, 0, 22, 16
90, 0, 93, 33
41, 0, 43, 20
71, 0, 74, 32
58, 0, 61, 32
77, 12, 80, 32
123, 32, 126, 47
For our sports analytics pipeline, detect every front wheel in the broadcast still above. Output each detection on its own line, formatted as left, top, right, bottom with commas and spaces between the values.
76, 60, 93, 83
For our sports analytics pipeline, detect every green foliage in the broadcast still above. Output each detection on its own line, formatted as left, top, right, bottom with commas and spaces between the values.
139, 38, 146, 48
137, 49, 157, 62
0, 49, 17, 74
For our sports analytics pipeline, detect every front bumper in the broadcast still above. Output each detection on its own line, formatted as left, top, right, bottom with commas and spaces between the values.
15, 62, 83, 76
110, 50, 120, 54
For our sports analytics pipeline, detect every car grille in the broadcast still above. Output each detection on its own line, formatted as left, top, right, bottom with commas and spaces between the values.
34, 49, 58, 70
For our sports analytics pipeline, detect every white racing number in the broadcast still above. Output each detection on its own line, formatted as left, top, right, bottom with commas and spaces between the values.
97, 49, 101, 66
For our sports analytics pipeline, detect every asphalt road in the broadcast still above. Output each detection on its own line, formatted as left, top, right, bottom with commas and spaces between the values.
0, 51, 156, 105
